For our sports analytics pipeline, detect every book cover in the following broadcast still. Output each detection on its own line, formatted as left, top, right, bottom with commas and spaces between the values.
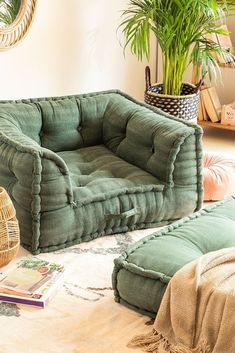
199, 86, 209, 121
0, 257, 65, 307
221, 102, 235, 126
201, 87, 220, 123
207, 87, 222, 120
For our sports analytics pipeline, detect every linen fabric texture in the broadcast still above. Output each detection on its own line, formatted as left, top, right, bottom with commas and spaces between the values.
113, 197, 235, 317
128, 246, 235, 353
0, 90, 203, 254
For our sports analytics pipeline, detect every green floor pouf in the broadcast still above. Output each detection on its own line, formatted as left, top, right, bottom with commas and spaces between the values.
112, 197, 235, 318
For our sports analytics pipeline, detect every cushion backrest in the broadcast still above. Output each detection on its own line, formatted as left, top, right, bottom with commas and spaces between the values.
78, 94, 110, 149
0, 93, 112, 152
36, 98, 82, 152
37, 94, 110, 152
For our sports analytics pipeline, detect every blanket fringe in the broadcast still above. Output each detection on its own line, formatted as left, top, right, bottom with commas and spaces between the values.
128, 330, 211, 353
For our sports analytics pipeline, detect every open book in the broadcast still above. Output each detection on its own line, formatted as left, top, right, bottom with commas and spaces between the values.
0, 257, 65, 307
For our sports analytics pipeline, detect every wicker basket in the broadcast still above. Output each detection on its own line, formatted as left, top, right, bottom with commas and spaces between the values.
0, 187, 20, 267
144, 66, 200, 121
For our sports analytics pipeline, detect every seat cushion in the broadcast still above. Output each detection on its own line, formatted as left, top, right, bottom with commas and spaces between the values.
58, 145, 162, 202
112, 197, 235, 318
203, 152, 235, 201
34, 143, 199, 254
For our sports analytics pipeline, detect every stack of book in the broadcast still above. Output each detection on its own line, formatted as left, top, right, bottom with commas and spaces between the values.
198, 86, 222, 123
0, 257, 65, 308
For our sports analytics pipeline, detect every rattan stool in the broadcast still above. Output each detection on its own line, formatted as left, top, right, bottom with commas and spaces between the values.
0, 187, 20, 267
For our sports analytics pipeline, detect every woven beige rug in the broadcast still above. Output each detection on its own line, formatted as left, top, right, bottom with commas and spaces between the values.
0, 228, 159, 353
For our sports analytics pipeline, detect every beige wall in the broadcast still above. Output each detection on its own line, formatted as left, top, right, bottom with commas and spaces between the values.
0, 0, 156, 101
215, 17, 235, 104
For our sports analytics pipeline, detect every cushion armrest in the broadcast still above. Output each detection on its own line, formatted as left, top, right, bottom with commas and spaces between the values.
0, 131, 75, 253
0, 131, 74, 207
0, 130, 71, 175
103, 92, 203, 188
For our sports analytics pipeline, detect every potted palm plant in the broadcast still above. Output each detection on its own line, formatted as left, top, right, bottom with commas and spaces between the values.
0, 0, 21, 27
120, 0, 235, 121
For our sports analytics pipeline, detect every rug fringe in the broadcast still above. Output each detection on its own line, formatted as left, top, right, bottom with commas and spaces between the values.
128, 330, 211, 353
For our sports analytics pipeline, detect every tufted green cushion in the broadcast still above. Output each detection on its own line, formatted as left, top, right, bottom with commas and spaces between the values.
57, 145, 161, 202
112, 197, 235, 318
0, 90, 203, 254
37, 98, 82, 152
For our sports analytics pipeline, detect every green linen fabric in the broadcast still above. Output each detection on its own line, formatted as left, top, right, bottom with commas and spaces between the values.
0, 90, 203, 254
112, 197, 235, 318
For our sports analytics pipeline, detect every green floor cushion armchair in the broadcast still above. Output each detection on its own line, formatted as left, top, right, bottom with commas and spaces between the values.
0, 90, 203, 254
112, 197, 235, 318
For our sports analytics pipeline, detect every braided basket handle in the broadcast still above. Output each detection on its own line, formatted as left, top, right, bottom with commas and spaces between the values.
145, 66, 151, 92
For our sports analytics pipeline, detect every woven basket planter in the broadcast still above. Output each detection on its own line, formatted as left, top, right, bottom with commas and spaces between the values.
0, 187, 20, 267
144, 67, 200, 122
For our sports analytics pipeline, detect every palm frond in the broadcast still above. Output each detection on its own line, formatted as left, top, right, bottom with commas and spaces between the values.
0, 0, 21, 27
120, 0, 235, 95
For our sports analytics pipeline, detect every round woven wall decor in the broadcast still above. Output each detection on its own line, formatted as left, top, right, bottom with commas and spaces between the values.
0, 187, 20, 267
0, 0, 37, 51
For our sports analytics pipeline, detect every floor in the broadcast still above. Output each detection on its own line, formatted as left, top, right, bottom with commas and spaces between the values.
202, 127, 235, 154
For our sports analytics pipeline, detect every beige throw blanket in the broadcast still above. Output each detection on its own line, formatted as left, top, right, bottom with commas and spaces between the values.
129, 247, 235, 353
